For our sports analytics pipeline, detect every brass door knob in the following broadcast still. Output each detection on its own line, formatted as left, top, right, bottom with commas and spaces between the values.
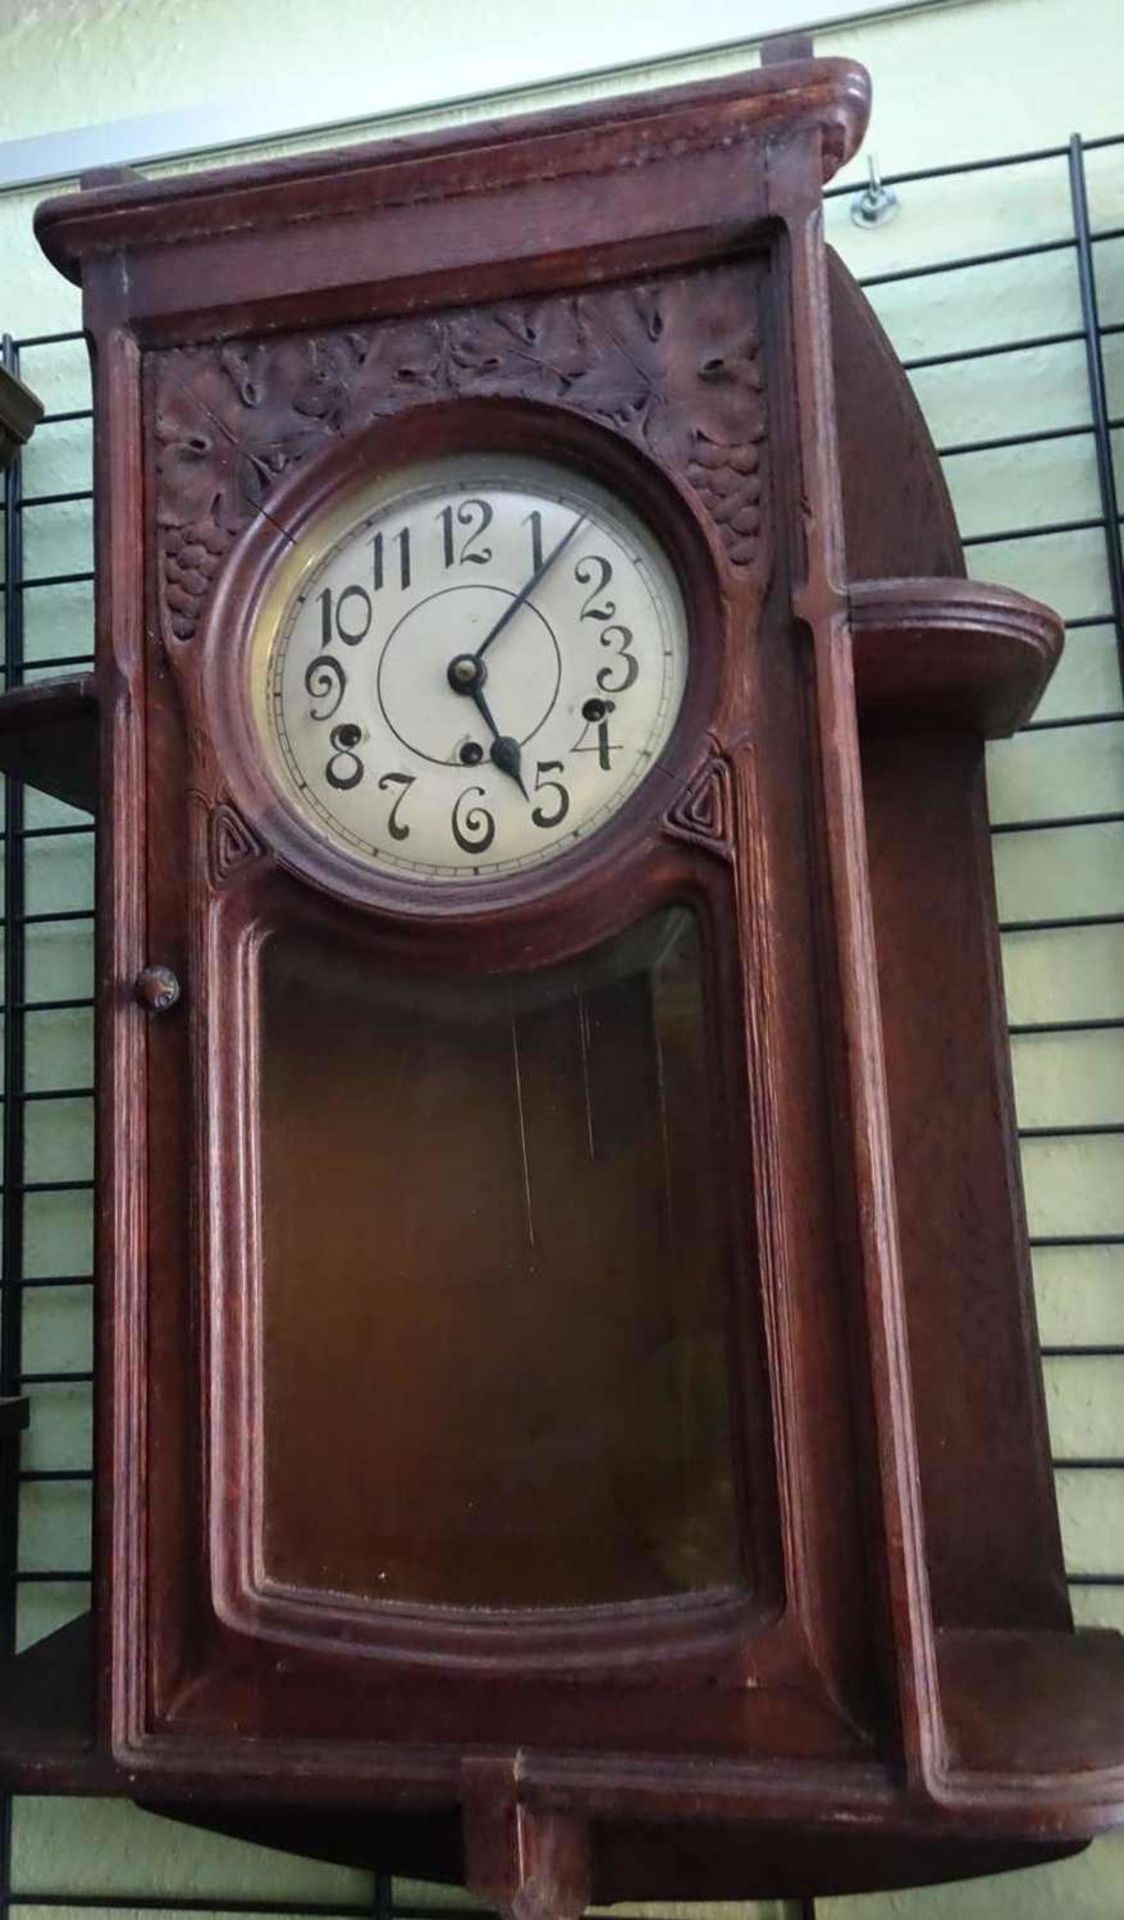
134, 964, 181, 1012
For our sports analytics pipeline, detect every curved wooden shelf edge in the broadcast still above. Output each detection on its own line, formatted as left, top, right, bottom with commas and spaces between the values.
936, 1626, 1124, 1831
0, 1613, 122, 1794
851, 578, 1063, 738
0, 671, 98, 814
0, 1395, 29, 1438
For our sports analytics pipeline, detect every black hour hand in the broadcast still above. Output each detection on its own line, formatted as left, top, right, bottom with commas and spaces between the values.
490, 733, 528, 800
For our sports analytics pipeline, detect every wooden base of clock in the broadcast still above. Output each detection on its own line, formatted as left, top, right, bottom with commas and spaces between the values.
4, 51, 1121, 1912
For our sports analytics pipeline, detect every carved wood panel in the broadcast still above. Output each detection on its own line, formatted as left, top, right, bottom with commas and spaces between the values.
152, 262, 769, 649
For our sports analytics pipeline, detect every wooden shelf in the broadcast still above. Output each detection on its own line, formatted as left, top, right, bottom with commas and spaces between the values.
851, 577, 1063, 737
0, 1397, 29, 1439
0, 1613, 120, 1794
0, 592, 1059, 825
938, 1627, 1124, 1814
0, 366, 44, 469
0, 673, 97, 813
1, 1617, 1120, 1871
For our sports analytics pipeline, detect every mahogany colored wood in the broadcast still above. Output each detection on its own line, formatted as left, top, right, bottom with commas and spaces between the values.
0, 1615, 117, 1793
0, 673, 97, 812
938, 1628, 1124, 1795
829, 250, 964, 582
851, 577, 1062, 734
863, 727, 1070, 1636
462, 1757, 591, 1920
144, 1801, 1083, 1902
4, 46, 1116, 1912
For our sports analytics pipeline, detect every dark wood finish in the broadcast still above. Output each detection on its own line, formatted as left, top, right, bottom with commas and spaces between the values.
939, 1629, 1124, 1794
133, 963, 180, 1012
139, 1799, 1085, 1902
0, 1615, 118, 1793
863, 727, 1070, 1635
0, 1396, 29, 1438
829, 251, 964, 582
0, 673, 97, 812
851, 578, 1061, 734
0, 364, 43, 468
462, 1757, 591, 1920
4, 46, 1114, 1912
36, 59, 870, 341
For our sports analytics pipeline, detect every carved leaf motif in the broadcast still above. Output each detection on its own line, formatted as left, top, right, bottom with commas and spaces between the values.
344, 318, 449, 416
155, 380, 262, 535
566, 279, 764, 465
152, 263, 768, 646
561, 295, 658, 423
446, 305, 582, 398
664, 753, 734, 860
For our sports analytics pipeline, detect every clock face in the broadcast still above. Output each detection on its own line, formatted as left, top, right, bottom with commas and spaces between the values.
247, 453, 689, 880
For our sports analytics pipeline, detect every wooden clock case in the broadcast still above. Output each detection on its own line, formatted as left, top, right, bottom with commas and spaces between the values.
0, 46, 1118, 1914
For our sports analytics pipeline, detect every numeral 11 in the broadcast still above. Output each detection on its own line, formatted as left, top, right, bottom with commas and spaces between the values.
370, 526, 411, 592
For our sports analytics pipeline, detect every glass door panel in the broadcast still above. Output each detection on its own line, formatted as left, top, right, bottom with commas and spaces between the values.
258, 908, 744, 1609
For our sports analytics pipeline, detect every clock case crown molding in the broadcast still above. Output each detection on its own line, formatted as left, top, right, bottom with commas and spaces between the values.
2, 47, 1118, 1916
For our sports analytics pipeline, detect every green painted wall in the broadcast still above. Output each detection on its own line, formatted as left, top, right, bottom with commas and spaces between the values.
1, 0, 1122, 1911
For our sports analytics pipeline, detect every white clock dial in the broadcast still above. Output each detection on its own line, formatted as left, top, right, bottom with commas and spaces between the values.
248, 453, 689, 880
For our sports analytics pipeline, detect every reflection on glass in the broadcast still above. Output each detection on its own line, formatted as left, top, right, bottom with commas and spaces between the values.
259, 908, 743, 1609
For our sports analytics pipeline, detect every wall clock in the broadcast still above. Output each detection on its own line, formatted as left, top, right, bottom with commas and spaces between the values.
0, 41, 1119, 1918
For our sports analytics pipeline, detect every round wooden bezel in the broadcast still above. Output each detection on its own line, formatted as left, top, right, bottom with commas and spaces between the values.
200, 398, 726, 934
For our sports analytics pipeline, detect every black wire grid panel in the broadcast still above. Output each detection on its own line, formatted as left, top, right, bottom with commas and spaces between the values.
0, 126, 1123, 1920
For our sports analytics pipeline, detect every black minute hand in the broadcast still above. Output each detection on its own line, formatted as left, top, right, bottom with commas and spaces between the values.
473, 513, 587, 663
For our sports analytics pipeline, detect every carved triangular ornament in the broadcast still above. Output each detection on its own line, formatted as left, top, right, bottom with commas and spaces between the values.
208, 801, 265, 885
663, 751, 734, 859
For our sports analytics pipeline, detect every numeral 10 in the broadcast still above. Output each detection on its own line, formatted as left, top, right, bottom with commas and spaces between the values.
316, 530, 411, 646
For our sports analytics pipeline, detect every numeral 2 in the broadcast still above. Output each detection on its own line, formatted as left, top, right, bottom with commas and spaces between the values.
575, 554, 616, 622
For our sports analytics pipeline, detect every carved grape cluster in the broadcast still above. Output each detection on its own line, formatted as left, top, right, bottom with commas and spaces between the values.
687, 439, 764, 571
162, 516, 232, 643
